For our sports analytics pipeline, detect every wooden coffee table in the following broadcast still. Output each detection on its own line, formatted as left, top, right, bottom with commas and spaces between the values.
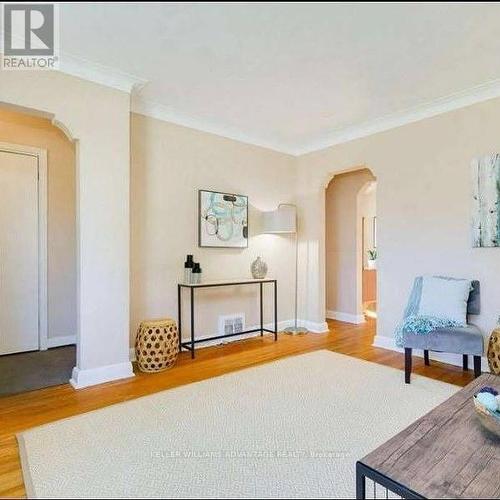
356, 374, 500, 499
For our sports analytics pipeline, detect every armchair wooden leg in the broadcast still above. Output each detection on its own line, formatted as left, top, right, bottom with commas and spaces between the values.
473, 356, 481, 378
405, 348, 412, 384
424, 350, 430, 366
463, 354, 469, 371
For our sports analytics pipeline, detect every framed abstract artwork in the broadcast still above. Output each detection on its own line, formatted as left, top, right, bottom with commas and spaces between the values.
198, 190, 248, 248
471, 154, 500, 247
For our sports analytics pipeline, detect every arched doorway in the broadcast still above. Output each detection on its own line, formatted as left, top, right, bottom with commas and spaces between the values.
0, 106, 77, 395
324, 168, 377, 325
1, 70, 134, 390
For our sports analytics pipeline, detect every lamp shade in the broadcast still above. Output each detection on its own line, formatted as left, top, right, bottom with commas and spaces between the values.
262, 206, 296, 234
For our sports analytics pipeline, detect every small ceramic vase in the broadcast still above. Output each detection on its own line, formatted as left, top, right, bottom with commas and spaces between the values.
251, 256, 268, 279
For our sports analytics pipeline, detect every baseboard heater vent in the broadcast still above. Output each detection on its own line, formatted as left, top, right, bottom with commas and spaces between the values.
219, 314, 245, 337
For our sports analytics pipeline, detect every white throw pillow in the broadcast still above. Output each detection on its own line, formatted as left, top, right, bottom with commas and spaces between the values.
418, 276, 471, 325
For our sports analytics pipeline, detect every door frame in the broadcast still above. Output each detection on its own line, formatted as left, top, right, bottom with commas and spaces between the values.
0, 141, 48, 351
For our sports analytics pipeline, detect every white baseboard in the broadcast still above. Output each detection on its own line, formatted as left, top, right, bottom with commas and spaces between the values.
326, 310, 365, 324
299, 319, 329, 333
70, 361, 135, 389
129, 318, 329, 361
47, 335, 76, 349
372, 335, 490, 372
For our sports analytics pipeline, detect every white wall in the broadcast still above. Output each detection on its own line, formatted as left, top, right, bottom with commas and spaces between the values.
130, 113, 307, 343
0, 109, 76, 343
0, 71, 132, 387
297, 97, 500, 360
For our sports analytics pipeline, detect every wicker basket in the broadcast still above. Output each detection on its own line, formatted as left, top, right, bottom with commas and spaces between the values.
487, 327, 500, 375
135, 318, 179, 373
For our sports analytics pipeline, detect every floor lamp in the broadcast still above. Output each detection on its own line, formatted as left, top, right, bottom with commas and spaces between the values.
262, 204, 308, 335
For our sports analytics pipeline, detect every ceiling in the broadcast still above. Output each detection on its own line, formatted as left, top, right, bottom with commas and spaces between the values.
59, 2, 500, 155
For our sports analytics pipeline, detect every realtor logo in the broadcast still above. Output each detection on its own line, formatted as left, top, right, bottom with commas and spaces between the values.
2, 3, 59, 69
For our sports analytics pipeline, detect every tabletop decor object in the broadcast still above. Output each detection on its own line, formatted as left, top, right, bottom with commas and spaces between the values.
251, 256, 268, 279
184, 254, 194, 283
191, 262, 202, 284
473, 386, 500, 438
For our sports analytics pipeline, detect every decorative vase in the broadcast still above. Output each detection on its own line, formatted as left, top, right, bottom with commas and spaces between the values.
487, 319, 500, 375
251, 256, 268, 279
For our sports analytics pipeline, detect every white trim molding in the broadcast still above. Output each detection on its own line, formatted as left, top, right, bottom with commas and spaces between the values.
372, 335, 490, 373
132, 77, 500, 156
131, 96, 295, 155
46, 335, 76, 349
296, 78, 500, 155
299, 319, 329, 333
58, 53, 148, 94
326, 310, 366, 324
52, 55, 500, 156
70, 362, 135, 389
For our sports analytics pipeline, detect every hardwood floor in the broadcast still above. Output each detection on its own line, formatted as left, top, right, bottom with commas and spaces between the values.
0, 319, 475, 498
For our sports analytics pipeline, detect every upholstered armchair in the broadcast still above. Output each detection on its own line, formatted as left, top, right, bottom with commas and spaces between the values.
404, 280, 483, 384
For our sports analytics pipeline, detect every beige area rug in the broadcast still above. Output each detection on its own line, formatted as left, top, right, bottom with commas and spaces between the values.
18, 350, 458, 499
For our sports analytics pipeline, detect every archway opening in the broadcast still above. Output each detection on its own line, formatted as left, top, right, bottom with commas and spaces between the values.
324, 167, 377, 327
0, 105, 77, 396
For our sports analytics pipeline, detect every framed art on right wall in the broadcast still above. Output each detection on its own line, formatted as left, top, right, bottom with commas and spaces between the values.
471, 153, 500, 247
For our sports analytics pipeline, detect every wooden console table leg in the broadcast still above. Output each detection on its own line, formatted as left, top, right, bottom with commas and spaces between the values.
190, 287, 195, 359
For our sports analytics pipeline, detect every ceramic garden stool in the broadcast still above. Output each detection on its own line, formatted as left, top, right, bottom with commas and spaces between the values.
487, 325, 500, 375
135, 318, 179, 373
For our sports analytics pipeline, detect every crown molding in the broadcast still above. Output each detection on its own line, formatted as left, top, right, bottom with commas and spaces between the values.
130, 96, 295, 155
58, 53, 148, 94
131, 78, 500, 157
294, 78, 500, 156
0, 27, 147, 93
2, 25, 500, 151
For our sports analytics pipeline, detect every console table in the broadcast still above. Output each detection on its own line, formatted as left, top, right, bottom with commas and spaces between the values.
356, 373, 500, 499
177, 278, 277, 358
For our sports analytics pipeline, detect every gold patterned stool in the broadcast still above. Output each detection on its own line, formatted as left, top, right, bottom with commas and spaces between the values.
135, 318, 179, 373
487, 324, 500, 375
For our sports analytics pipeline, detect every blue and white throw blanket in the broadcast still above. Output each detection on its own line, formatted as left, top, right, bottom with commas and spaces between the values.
394, 277, 462, 347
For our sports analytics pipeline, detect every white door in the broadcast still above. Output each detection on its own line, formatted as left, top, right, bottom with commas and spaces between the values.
0, 150, 39, 355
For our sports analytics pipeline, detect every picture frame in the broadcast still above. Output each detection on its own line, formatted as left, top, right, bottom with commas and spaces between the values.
198, 189, 249, 248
